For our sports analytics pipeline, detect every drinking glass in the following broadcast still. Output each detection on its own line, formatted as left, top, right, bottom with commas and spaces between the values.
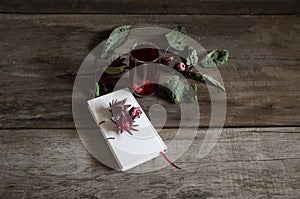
129, 42, 160, 97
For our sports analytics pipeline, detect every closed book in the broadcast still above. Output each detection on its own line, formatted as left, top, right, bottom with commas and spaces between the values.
87, 88, 167, 171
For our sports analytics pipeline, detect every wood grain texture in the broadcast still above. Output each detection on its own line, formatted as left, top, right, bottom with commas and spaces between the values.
0, 0, 299, 15
1, 14, 299, 128
0, 127, 299, 198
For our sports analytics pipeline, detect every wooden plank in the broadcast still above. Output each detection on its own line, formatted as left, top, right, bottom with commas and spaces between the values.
0, 127, 299, 198
0, 15, 299, 128
0, 0, 299, 15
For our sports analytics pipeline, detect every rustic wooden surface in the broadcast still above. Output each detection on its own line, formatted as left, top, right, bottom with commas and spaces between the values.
0, 1, 300, 198
0, 0, 299, 14
1, 15, 299, 128
0, 128, 299, 198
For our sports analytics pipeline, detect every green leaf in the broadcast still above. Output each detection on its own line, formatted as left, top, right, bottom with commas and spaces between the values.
200, 49, 229, 68
104, 65, 125, 75
186, 83, 198, 103
101, 25, 131, 59
194, 73, 204, 81
165, 25, 187, 51
165, 75, 185, 104
95, 83, 100, 98
203, 74, 225, 91
186, 46, 198, 66
187, 68, 204, 81
95, 82, 108, 97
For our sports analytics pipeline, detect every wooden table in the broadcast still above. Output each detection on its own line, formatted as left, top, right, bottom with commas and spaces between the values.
0, 1, 299, 198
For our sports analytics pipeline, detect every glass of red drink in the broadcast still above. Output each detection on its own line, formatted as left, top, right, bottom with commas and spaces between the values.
129, 42, 160, 97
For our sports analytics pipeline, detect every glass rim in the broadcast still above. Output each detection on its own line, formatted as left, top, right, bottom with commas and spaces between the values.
130, 41, 160, 64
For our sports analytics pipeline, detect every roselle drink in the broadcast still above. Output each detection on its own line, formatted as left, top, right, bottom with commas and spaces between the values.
129, 42, 160, 97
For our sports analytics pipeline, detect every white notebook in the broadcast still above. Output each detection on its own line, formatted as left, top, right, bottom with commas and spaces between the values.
87, 88, 167, 171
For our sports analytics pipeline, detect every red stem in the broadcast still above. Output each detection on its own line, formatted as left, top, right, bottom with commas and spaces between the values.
159, 152, 181, 170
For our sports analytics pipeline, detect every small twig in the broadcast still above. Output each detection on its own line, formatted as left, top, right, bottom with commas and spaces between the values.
54, 71, 76, 79
163, 46, 172, 58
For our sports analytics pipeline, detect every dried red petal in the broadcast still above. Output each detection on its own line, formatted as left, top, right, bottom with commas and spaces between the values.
133, 84, 143, 93
130, 107, 142, 119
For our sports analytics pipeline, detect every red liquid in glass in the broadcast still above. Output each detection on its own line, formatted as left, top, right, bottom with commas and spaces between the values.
129, 43, 160, 97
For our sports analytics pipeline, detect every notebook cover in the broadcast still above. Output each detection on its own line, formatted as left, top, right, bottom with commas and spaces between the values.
87, 88, 167, 171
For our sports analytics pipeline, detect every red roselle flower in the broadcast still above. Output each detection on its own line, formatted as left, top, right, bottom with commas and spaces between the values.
175, 62, 186, 72
129, 107, 142, 120
109, 98, 141, 135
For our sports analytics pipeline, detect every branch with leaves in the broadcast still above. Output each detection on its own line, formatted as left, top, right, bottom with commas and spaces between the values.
95, 25, 229, 103
163, 25, 228, 103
